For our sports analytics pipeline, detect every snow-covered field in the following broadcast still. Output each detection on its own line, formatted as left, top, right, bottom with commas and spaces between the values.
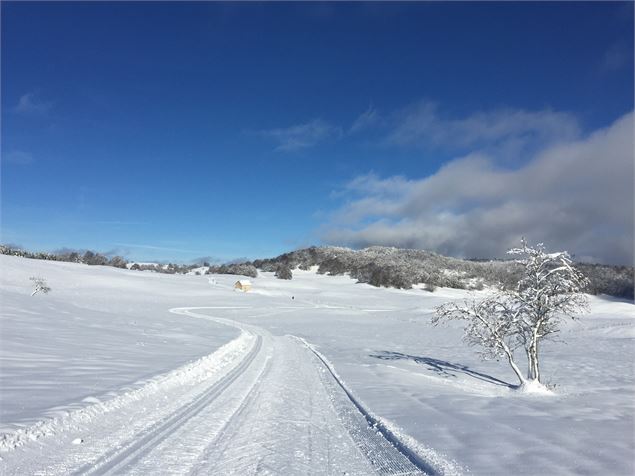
1, 255, 633, 475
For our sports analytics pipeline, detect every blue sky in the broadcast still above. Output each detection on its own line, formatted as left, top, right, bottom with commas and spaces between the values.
2, 2, 633, 264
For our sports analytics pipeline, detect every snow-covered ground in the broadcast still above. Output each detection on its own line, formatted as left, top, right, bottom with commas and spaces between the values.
1, 255, 633, 475
0, 256, 239, 432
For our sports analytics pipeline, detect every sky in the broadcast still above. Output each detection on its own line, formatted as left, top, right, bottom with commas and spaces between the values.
2, 2, 633, 264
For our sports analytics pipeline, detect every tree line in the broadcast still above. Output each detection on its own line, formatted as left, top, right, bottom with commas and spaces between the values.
250, 246, 633, 299
2, 244, 632, 299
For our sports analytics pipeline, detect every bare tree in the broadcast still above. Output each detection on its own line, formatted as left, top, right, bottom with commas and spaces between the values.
434, 240, 589, 389
508, 240, 589, 383
30, 277, 51, 296
434, 295, 527, 385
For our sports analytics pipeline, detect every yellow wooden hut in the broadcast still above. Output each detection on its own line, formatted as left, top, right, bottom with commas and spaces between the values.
234, 279, 252, 292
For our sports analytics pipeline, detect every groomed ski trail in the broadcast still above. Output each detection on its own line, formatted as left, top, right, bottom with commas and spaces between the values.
0, 306, 459, 475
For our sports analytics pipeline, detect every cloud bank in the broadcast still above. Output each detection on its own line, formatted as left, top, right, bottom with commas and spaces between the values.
386, 101, 581, 159
323, 111, 634, 265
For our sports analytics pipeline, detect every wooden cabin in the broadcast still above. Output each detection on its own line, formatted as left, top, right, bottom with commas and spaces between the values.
234, 280, 252, 292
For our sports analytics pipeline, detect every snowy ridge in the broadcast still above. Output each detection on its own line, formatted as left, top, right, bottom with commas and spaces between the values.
0, 331, 254, 452
291, 335, 465, 476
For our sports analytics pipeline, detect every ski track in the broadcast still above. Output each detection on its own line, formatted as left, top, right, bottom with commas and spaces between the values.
0, 306, 455, 475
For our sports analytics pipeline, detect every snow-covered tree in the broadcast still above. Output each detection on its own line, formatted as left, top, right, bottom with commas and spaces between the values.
434, 240, 589, 390
82, 250, 108, 266
275, 264, 293, 280
109, 256, 128, 269
434, 295, 527, 384
508, 240, 590, 384
30, 276, 51, 296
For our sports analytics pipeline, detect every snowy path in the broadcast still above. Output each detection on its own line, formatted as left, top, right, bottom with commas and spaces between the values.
1, 307, 430, 475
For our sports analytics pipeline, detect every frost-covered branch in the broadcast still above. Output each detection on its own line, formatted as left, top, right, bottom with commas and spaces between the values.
30, 276, 51, 296
434, 296, 526, 385
434, 239, 589, 391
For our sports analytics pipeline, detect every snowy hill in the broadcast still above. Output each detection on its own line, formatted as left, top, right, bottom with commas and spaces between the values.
252, 246, 634, 298
0, 254, 633, 475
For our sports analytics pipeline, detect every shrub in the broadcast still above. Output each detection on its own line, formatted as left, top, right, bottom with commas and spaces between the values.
275, 264, 293, 280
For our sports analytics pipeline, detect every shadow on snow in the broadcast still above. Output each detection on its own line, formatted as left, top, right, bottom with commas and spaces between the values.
370, 351, 515, 388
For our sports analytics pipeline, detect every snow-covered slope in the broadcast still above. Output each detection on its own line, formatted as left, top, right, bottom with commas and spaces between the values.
1, 255, 633, 475
0, 255, 239, 431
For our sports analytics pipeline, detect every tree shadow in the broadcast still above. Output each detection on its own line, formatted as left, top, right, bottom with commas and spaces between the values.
370, 351, 515, 388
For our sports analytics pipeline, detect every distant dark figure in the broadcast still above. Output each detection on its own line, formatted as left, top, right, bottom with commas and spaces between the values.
292, 296, 294, 300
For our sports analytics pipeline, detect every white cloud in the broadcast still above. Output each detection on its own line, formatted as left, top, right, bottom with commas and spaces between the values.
3, 150, 34, 165
386, 100, 581, 159
115, 243, 198, 253
601, 43, 630, 72
349, 105, 381, 133
323, 111, 634, 265
94, 221, 148, 226
260, 119, 341, 151
14, 92, 52, 116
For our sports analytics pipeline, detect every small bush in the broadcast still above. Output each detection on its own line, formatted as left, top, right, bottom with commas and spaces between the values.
30, 276, 51, 296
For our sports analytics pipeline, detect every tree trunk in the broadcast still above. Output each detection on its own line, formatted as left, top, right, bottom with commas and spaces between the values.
527, 326, 541, 382
527, 345, 534, 380
502, 345, 526, 386
527, 343, 538, 381
507, 354, 526, 386
534, 340, 541, 382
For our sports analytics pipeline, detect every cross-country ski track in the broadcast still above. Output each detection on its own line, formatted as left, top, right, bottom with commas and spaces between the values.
1, 306, 462, 476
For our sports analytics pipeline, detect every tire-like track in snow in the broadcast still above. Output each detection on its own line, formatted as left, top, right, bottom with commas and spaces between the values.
0, 306, 445, 475
75, 336, 264, 475
169, 307, 428, 476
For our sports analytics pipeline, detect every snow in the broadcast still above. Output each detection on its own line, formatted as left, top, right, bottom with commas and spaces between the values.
186, 266, 209, 275
518, 379, 554, 395
0, 329, 254, 452
1, 255, 633, 475
0, 255, 239, 432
